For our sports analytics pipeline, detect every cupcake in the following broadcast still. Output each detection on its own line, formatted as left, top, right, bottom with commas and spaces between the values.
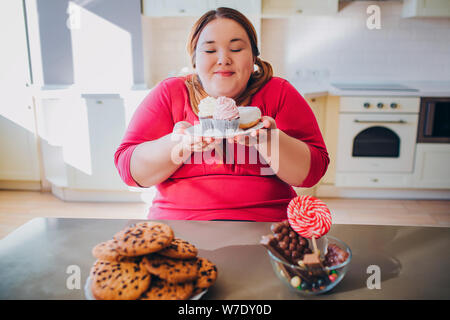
198, 96, 240, 134
212, 96, 240, 133
198, 96, 218, 131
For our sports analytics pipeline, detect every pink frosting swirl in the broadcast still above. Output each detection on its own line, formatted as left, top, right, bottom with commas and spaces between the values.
287, 195, 332, 239
213, 96, 240, 120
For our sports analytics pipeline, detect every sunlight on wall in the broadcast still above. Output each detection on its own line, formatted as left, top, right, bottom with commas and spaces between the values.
69, 2, 133, 91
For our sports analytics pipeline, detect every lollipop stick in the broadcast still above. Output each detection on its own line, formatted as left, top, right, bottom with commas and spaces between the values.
312, 237, 319, 254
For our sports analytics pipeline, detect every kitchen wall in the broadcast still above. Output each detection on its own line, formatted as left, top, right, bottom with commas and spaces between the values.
143, 1, 450, 87
142, 16, 197, 85
262, 1, 450, 83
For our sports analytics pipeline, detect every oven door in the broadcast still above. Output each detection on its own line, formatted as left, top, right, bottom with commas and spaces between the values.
337, 113, 418, 173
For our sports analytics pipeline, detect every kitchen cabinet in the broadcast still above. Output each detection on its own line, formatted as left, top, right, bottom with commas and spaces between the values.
0, 105, 40, 183
0, 0, 41, 187
262, 0, 338, 17
64, 94, 128, 191
320, 96, 340, 186
142, 0, 209, 17
294, 95, 339, 196
335, 172, 414, 189
35, 89, 149, 201
402, 0, 450, 18
413, 143, 450, 189
142, 0, 261, 17
209, 0, 261, 15
304, 95, 339, 185
38, 94, 131, 192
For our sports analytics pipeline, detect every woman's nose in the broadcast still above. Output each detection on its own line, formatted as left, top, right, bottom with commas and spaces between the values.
217, 51, 231, 65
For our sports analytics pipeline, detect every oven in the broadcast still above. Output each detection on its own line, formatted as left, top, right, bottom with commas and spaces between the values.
336, 97, 420, 177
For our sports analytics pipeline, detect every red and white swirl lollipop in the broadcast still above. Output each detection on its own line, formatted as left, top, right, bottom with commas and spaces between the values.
287, 195, 332, 240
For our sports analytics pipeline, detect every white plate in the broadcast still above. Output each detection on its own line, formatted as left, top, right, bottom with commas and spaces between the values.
185, 121, 265, 138
84, 275, 208, 300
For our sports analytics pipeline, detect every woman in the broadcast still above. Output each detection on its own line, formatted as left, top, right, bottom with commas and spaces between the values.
115, 7, 329, 221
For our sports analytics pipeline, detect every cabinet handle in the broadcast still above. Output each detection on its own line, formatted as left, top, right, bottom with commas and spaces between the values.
354, 119, 407, 124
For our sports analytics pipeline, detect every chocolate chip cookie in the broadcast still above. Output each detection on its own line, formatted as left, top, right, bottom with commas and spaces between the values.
113, 222, 174, 257
90, 260, 150, 300
158, 237, 198, 260
193, 257, 217, 294
141, 254, 198, 283
92, 239, 127, 262
140, 277, 194, 300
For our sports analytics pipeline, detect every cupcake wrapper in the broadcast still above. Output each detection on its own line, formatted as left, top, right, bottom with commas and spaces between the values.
199, 118, 215, 132
199, 118, 240, 135
212, 119, 240, 134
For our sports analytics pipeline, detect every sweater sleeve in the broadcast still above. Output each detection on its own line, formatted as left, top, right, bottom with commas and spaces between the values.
275, 80, 330, 188
114, 79, 175, 187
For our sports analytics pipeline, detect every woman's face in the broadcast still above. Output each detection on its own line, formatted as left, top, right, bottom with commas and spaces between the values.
195, 18, 254, 99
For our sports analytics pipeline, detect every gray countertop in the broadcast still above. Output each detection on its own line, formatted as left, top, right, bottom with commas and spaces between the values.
0, 218, 449, 300
292, 81, 450, 98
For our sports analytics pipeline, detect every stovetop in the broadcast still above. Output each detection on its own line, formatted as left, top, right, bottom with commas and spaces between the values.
331, 83, 419, 92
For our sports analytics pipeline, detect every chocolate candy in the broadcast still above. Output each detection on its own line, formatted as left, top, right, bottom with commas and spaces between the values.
270, 220, 310, 265
302, 252, 322, 268
260, 234, 315, 284
324, 244, 349, 267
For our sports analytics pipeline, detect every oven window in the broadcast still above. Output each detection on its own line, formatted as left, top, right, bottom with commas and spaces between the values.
432, 102, 450, 137
352, 126, 400, 158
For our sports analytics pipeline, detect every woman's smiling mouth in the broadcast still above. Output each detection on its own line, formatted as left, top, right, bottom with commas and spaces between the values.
214, 71, 235, 77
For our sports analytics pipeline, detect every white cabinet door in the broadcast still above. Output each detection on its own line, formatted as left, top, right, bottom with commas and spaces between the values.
64, 95, 129, 191
143, 0, 209, 16
0, 107, 40, 181
262, 0, 295, 16
210, 0, 261, 14
0, 0, 40, 181
296, 0, 338, 15
143, 0, 261, 17
413, 144, 450, 189
262, 0, 338, 17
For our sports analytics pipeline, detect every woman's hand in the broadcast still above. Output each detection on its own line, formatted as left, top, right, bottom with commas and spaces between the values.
172, 121, 219, 153
228, 116, 277, 147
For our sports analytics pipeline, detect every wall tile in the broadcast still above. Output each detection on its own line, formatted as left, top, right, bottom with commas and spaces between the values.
262, 1, 450, 82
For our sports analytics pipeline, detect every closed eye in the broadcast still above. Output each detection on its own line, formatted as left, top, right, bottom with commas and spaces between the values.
231, 49, 242, 52
205, 50, 216, 53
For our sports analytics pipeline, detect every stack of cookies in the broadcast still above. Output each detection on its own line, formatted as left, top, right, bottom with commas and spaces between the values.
89, 221, 217, 300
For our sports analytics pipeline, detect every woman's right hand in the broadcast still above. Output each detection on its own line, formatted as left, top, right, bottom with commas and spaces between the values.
172, 121, 218, 153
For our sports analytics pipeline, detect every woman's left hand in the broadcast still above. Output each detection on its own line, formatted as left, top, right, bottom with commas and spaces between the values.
228, 116, 277, 147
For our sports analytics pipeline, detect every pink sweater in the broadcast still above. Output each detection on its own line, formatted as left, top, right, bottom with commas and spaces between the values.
115, 77, 329, 221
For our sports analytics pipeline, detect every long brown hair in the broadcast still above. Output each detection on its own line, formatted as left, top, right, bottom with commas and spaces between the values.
185, 7, 273, 115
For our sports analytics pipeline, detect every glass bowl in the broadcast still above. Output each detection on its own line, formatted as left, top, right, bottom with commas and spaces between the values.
266, 235, 352, 296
